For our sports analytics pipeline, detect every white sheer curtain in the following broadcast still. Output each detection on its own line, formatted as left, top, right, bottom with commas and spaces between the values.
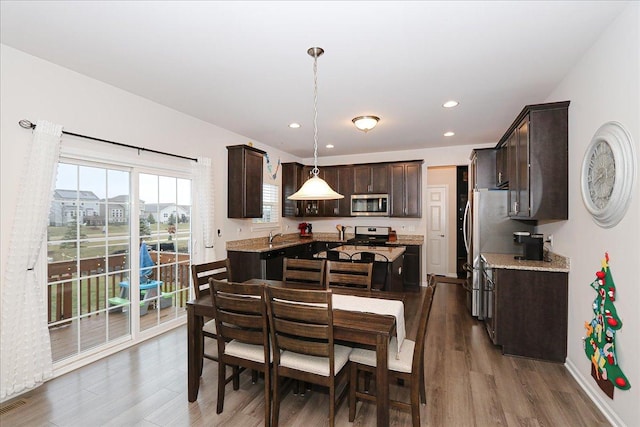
1, 120, 62, 400
194, 156, 216, 255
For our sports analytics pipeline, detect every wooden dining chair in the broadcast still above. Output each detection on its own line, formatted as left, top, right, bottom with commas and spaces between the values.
210, 279, 271, 426
190, 259, 231, 372
350, 251, 389, 290
348, 283, 436, 427
325, 260, 373, 291
265, 286, 351, 427
282, 257, 326, 288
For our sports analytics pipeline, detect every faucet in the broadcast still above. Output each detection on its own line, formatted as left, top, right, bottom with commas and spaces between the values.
269, 231, 284, 244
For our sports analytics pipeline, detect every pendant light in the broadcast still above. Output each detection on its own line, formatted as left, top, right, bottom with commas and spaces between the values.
288, 47, 344, 201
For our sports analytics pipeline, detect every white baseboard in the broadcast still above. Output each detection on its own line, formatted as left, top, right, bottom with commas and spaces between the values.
565, 358, 625, 427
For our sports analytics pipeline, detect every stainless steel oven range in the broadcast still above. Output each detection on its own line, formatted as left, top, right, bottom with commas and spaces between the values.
346, 226, 390, 246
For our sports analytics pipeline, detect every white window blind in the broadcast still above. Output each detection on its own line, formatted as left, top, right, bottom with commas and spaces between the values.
253, 183, 279, 225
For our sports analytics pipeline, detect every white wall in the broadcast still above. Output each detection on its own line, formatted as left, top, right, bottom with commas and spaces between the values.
0, 44, 301, 272
538, 4, 639, 426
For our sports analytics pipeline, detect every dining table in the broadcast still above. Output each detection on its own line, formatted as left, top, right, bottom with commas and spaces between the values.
186, 279, 406, 427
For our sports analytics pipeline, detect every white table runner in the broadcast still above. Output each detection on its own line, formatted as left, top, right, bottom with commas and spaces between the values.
332, 294, 405, 358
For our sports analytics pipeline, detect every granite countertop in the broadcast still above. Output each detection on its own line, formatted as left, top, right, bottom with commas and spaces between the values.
482, 252, 570, 272
390, 235, 424, 245
226, 233, 424, 253
317, 245, 406, 263
226, 233, 317, 253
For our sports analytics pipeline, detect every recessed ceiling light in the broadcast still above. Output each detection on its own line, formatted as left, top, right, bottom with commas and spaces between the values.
288, 122, 301, 129
326, 144, 334, 149
444, 131, 455, 137
442, 100, 459, 108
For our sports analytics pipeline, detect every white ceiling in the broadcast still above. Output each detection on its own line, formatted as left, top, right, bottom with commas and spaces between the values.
0, 1, 629, 157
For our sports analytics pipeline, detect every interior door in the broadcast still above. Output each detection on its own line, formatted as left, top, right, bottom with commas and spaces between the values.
426, 185, 448, 276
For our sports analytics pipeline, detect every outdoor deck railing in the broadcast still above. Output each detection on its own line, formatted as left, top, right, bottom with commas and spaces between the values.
47, 251, 191, 324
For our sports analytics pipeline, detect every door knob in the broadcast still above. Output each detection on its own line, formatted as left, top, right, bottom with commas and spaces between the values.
440, 234, 445, 237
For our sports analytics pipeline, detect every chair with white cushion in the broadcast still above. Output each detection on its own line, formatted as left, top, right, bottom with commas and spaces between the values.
265, 286, 351, 427
348, 283, 436, 427
190, 259, 231, 373
210, 279, 271, 426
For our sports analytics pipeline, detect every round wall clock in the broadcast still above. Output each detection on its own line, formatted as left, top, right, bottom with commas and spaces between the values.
581, 121, 637, 228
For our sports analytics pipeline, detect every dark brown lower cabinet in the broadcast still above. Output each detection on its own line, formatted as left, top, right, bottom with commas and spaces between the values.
227, 251, 261, 283
400, 244, 421, 289
491, 269, 568, 362
228, 242, 315, 283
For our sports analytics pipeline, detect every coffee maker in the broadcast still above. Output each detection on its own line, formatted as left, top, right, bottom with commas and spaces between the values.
513, 232, 544, 261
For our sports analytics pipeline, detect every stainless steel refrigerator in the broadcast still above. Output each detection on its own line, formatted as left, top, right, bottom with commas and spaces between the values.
463, 188, 533, 319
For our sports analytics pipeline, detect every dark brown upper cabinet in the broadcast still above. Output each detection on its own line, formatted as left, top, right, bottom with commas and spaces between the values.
495, 144, 508, 188
336, 166, 354, 216
354, 164, 389, 194
281, 161, 422, 218
319, 166, 339, 217
227, 144, 265, 218
282, 162, 305, 217
497, 101, 569, 221
469, 148, 497, 190
390, 161, 422, 217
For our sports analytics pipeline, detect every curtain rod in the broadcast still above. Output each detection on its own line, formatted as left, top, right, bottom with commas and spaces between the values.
18, 119, 197, 162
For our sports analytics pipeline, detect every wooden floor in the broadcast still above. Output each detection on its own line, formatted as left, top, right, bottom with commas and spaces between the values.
1, 280, 610, 426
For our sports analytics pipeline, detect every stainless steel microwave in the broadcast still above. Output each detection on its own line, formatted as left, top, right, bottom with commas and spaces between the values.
350, 194, 389, 216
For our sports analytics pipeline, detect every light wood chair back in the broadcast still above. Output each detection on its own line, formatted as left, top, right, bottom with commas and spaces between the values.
265, 286, 350, 427
210, 279, 271, 426
282, 257, 326, 287
326, 260, 373, 291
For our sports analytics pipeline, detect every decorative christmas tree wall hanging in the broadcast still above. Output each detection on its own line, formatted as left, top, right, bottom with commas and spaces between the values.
584, 253, 631, 399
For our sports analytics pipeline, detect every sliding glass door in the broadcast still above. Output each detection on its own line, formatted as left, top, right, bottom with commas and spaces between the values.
138, 173, 192, 331
47, 161, 191, 364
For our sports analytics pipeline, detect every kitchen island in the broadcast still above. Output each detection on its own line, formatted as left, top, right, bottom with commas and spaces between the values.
316, 245, 406, 292
226, 233, 422, 290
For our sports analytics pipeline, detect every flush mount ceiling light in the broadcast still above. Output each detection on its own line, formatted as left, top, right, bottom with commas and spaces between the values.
288, 47, 344, 201
444, 131, 455, 137
443, 100, 459, 108
288, 122, 301, 129
352, 115, 380, 133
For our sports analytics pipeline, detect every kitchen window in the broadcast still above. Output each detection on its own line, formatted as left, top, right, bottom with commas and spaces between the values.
253, 183, 279, 227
